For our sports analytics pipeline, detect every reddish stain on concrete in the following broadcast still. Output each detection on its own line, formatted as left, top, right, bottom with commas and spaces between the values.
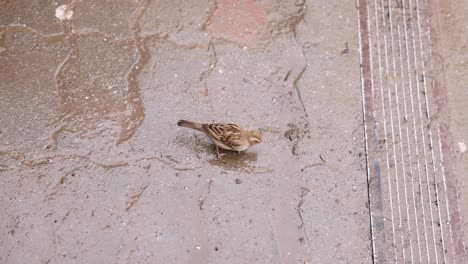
208, 0, 268, 46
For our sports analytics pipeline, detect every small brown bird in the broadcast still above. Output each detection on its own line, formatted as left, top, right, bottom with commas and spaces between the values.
177, 120, 262, 163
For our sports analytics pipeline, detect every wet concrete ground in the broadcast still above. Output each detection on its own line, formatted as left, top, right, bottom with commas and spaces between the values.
0, 1, 465, 263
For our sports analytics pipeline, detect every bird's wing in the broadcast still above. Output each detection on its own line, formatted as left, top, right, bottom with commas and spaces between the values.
203, 124, 246, 150
224, 133, 245, 149
203, 124, 240, 139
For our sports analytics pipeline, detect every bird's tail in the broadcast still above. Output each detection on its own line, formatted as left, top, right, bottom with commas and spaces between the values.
177, 120, 204, 132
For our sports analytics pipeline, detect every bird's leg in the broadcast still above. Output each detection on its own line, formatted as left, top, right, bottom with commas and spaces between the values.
215, 145, 226, 163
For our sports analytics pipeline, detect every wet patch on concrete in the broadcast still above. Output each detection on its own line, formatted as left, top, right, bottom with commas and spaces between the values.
0, 1, 372, 263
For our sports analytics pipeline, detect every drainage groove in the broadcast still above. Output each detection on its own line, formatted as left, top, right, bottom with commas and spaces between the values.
356, 0, 467, 263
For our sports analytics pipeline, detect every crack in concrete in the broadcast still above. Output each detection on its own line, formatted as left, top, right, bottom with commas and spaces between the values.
125, 183, 149, 212
281, 1, 311, 157
71, 29, 135, 45
198, 40, 218, 97
117, 0, 150, 145
50, 1, 78, 116
266, 0, 307, 39
297, 187, 312, 252
200, 0, 218, 32
142, 32, 207, 50
0, 24, 66, 44
46, 114, 76, 150
297, 187, 310, 229
43, 167, 81, 202
19, 150, 202, 172
52, 20, 77, 120
198, 179, 213, 211
292, 64, 309, 118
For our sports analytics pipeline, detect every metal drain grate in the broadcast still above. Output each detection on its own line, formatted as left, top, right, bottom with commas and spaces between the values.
357, 0, 467, 263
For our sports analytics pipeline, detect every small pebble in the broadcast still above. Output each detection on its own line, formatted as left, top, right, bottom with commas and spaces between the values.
458, 142, 466, 153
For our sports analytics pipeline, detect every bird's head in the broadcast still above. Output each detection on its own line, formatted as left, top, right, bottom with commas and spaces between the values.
247, 130, 262, 145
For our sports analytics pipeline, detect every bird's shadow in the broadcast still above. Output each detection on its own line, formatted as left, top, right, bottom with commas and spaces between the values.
207, 147, 258, 169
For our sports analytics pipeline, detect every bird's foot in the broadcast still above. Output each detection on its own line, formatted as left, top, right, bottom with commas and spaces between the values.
215, 145, 227, 164
216, 153, 227, 164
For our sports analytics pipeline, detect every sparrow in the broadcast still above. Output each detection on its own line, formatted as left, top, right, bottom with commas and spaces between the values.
177, 120, 262, 163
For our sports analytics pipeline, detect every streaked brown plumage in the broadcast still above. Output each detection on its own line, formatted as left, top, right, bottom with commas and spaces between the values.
177, 120, 261, 162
